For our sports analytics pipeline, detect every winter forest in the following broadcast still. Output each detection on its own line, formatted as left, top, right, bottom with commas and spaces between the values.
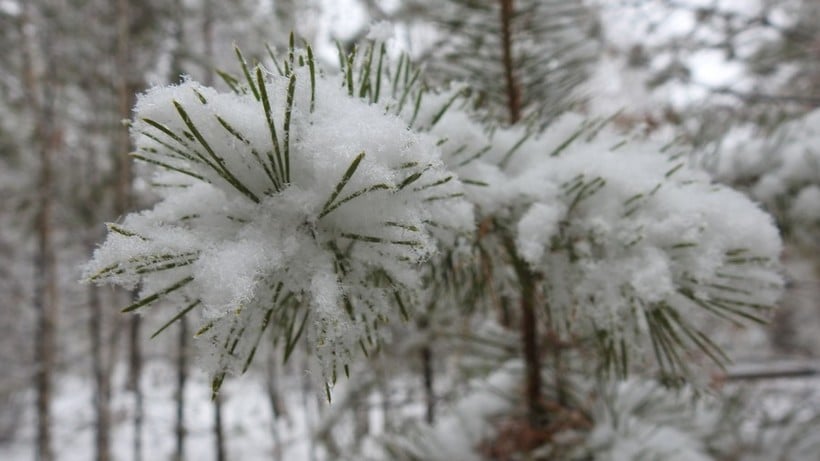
1, 0, 820, 460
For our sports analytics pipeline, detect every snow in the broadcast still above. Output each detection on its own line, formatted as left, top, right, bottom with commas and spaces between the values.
395, 75, 785, 376
84, 50, 474, 385
4, 358, 818, 460
0, 0, 19, 16
790, 186, 820, 224
67, 10, 807, 460
516, 202, 565, 266
688, 49, 745, 88
708, 108, 820, 246
378, 361, 522, 461
366, 21, 394, 42
315, 0, 369, 62
586, 379, 718, 461
482, 114, 784, 372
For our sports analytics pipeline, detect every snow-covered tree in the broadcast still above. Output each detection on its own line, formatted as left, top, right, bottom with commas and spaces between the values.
79, 15, 793, 456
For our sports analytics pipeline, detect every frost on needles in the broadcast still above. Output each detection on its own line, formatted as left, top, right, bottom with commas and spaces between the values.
84, 39, 783, 395
82, 46, 474, 390
416, 90, 784, 378
504, 119, 785, 377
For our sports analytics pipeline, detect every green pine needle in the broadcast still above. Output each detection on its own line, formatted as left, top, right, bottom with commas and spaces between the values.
235, 46, 260, 100
320, 151, 366, 218
173, 100, 261, 203
283, 73, 296, 183
121, 276, 194, 313
256, 67, 286, 188
151, 299, 202, 339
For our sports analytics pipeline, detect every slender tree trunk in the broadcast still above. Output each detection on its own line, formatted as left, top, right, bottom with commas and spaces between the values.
128, 316, 144, 461
421, 345, 435, 424
115, 1, 133, 215
115, 2, 145, 459
202, 0, 215, 86
352, 365, 370, 446
33, 110, 58, 461
214, 393, 227, 461
33, 122, 58, 461
19, 5, 59, 460
167, 5, 188, 460
379, 368, 392, 432
301, 344, 317, 461
418, 311, 435, 424
266, 354, 286, 460
174, 317, 188, 461
199, 5, 228, 459
89, 284, 111, 461
83, 114, 112, 461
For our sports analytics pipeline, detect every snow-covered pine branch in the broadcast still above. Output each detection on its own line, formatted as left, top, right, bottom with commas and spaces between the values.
505, 118, 784, 378
84, 31, 782, 412
414, 87, 784, 380
83, 43, 473, 393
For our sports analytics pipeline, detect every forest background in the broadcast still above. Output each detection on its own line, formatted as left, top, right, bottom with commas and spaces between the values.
1, 0, 819, 460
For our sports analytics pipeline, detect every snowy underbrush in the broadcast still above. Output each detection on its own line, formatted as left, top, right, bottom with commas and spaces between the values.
375, 363, 820, 461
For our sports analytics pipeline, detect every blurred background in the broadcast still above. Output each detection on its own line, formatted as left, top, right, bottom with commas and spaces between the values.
0, 0, 818, 460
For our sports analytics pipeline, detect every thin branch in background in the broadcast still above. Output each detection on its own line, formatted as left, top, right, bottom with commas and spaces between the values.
708, 85, 820, 108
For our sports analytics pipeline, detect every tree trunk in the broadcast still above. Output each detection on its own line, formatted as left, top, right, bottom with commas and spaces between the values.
174, 317, 188, 461
418, 311, 436, 424
170, 6, 188, 460
33, 108, 58, 461
421, 345, 435, 424
301, 346, 318, 461
214, 393, 227, 461
115, 0, 134, 214
115, 2, 144, 459
19, 4, 59, 460
128, 315, 144, 461
266, 353, 286, 460
89, 284, 111, 461
83, 121, 112, 461
199, 6, 228, 457
202, 0, 215, 86
199, 5, 228, 458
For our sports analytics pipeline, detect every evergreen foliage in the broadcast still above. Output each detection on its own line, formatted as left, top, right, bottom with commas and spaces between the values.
406, 0, 600, 125
84, 40, 475, 394
72, 1, 820, 460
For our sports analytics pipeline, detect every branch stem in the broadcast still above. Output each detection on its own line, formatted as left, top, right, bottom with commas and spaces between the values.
499, 0, 522, 124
